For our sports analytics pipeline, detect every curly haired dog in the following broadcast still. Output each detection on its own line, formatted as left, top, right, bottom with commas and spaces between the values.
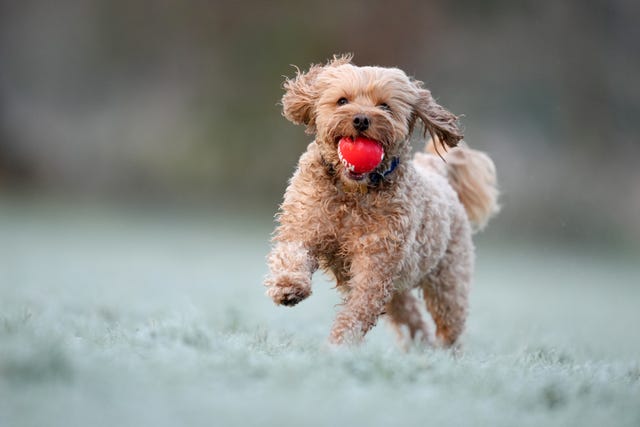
265, 55, 498, 347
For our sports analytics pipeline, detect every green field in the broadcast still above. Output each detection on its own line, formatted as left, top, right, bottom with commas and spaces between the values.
1, 202, 639, 427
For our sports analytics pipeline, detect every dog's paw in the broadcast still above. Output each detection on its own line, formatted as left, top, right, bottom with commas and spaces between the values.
266, 280, 311, 307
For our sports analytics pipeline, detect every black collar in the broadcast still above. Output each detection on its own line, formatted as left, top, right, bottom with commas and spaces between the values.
368, 157, 400, 186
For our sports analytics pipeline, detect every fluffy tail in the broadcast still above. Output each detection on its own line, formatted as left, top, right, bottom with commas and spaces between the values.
427, 138, 499, 231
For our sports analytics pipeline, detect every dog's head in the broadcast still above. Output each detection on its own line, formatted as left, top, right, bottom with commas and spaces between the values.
282, 54, 463, 184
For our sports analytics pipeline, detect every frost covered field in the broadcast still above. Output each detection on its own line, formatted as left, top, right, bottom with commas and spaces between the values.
1, 201, 639, 427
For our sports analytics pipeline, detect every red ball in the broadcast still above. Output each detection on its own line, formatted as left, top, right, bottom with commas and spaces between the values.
338, 137, 385, 174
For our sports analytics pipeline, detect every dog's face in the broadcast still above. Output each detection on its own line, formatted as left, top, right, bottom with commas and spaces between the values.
282, 55, 462, 185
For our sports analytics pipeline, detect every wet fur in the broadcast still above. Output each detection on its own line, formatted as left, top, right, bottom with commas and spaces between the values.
265, 55, 499, 346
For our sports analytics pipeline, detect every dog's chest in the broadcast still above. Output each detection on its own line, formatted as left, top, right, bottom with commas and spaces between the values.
316, 192, 401, 253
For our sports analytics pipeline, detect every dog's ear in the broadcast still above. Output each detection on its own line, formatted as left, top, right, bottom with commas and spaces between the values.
282, 54, 353, 133
411, 80, 463, 149
281, 64, 323, 131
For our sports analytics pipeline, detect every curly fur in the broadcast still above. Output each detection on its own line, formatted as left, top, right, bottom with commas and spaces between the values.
265, 55, 499, 347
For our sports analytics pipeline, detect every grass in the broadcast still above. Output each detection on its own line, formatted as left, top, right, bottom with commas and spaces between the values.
1, 201, 639, 427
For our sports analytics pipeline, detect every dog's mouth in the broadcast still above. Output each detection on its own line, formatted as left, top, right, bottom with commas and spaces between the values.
344, 170, 368, 181
337, 136, 384, 181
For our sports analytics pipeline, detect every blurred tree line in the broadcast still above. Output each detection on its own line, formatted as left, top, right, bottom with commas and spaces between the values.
0, 0, 638, 244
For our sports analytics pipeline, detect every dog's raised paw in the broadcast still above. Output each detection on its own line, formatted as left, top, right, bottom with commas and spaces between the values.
267, 281, 311, 307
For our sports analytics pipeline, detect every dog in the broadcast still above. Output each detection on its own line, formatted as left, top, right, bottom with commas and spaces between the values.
265, 54, 498, 347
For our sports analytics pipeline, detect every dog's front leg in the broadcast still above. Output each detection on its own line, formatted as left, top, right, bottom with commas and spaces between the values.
265, 241, 318, 306
328, 254, 394, 344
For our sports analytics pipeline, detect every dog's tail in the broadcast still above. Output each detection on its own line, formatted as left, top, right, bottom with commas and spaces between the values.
427, 138, 499, 231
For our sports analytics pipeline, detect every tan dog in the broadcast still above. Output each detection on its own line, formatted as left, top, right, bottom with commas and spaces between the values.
265, 55, 498, 347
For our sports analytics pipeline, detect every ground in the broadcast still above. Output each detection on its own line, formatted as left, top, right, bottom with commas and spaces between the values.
1, 201, 639, 427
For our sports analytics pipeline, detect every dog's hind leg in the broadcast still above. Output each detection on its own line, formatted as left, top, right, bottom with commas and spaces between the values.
386, 290, 432, 347
420, 228, 473, 347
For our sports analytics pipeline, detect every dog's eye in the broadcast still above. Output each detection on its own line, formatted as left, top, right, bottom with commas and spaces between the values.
337, 97, 349, 106
378, 103, 391, 112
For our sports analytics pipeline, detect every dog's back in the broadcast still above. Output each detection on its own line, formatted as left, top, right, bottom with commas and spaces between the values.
414, 139, 499, 232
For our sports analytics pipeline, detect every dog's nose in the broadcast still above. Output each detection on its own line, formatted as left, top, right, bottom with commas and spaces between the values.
353, 114, 370, 132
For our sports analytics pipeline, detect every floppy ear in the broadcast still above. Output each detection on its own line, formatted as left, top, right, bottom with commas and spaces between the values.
281, 64, 323, 132
412, 81, 463, 149
281, 54, 353, 134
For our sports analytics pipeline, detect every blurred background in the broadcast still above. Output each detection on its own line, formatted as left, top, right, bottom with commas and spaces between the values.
1, 0, 639, 248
